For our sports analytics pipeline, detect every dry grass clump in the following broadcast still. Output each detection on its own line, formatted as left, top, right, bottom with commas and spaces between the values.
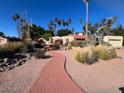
75, 51, 85, 63
0, 42, 24, 53
75, 45, 117, 65
95, 45, 117, 60
76, 46, 99, 65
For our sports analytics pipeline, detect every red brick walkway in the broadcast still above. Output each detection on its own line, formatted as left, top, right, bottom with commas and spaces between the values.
27, 51, 85, 93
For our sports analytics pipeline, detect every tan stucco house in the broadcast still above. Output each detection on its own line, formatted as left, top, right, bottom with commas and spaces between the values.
0, 36, 7, 45
103, 36, 123, 48
50, 33, 86, 45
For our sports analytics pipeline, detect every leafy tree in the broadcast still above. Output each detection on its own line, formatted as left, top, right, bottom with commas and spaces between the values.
29, 24, 55, 41
41, 30, 54, 40
48, 18, 72, 35
12, 14, 20, 21
0, 32, 4, 37
45, 30, 54, 36
42, 33, 52, 41
30, 24, 45, 40
79, 19, 83, 25
112, 24, 124, 36
94, 16, 117, 36
57, 29, 72, 36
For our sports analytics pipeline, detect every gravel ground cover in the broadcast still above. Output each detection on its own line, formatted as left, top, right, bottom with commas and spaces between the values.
0, 53, 51, 93
62, 48, 124, 93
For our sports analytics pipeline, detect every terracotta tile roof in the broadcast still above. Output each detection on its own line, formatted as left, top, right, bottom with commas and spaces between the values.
70, 34, 86, 39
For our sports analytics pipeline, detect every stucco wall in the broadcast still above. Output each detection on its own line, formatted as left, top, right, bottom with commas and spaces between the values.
0, 36, 7, 45
51, 36, 74, 44
103, 36, 123, 48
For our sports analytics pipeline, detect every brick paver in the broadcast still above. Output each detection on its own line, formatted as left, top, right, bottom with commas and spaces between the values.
27, 51, 85, 93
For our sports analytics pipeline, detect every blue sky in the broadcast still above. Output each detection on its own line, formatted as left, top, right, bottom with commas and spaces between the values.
0, 0, 124, 36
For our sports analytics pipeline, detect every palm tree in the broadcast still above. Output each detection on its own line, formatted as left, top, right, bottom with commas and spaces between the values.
48, 18, 72, 36
58, 20, 61, 25
54, 18, 58, 23
61, 19, 65, 26
67, 18, 72, 24
12, 14, 20, 21
79, 19, 83, 25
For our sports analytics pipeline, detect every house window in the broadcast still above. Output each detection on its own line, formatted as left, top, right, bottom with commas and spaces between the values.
109, 39, 121, 41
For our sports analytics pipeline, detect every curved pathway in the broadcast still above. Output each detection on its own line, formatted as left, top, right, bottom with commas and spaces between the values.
27, 51, 85, 93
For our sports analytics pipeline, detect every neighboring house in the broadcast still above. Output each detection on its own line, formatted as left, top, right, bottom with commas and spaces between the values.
0, 36, 21, 46
51, 36, 74, 45
50, 33, 86, 45
70, 34, 86, 40
103, 36, 123, 48
0, 36, 7, 45
6, 37, 21, 42
38, 38, 52, 45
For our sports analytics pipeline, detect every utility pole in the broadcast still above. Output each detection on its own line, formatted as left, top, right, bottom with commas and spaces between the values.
85, 0, 89, 33
82, 0, 89, 45
85, 0, 89, 45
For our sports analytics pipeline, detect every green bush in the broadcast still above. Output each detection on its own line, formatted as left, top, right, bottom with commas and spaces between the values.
34, 49, 46, 59
22, 41, 35, 53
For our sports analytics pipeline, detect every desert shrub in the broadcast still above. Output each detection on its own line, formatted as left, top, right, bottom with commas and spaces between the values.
52, 45, 60, 50
0, 42, 25, 59
95, 45, 111, 60
109, 49, 117, 58
0, 48, 13, 58
71, 40, 84, 47
34, 43, 43, 49
53, 39, 63, 50
85, 47, 99, 64
75, 52, 84, 63
99, 51, 110, 60
67, 43, 72, 50
76, 46, 99, 64
0, 42, 24, 53
22, 41, 35, 53
34, 49, 46, 59
95, 45, 117, 60
76, 45, 118, 64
